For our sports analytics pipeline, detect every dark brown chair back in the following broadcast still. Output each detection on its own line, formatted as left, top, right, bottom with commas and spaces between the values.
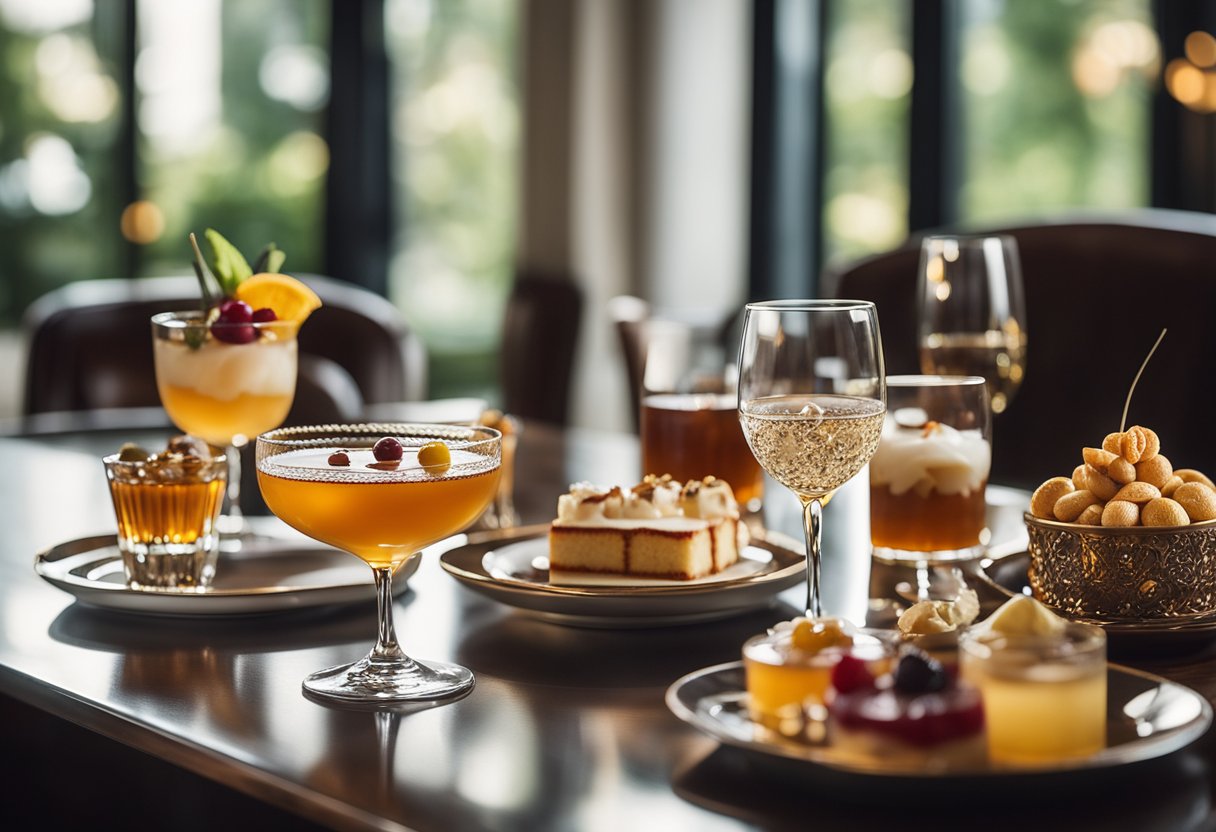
500, 271, 583, 424
827, 211, 1216, 488
22, 274, 427, 424
608, 295, 650, 432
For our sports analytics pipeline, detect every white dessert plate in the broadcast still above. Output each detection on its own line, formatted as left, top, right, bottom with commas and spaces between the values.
667, 660, 1212, 778
35, 534, 418, 617
439, 527, 805, 627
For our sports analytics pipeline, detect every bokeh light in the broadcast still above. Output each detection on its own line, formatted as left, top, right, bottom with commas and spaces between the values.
120, 200, 165, 244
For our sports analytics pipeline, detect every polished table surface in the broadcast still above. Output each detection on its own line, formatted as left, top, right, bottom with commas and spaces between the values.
3, 422, 1216, 831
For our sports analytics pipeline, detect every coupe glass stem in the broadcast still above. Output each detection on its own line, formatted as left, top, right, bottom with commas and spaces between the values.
371, 565, 406, 661
801, 497, 823, 618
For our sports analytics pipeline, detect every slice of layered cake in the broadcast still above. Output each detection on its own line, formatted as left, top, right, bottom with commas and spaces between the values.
548, 475, 747, 581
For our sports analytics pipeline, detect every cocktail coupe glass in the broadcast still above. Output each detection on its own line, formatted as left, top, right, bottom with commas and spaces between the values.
152, 311, 299, 542
737, 300, 886, 618
918, 235, 1026, 415
256, 423, 501, 702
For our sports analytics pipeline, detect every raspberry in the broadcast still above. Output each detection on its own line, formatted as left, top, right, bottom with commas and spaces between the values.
830, 655, 874, 694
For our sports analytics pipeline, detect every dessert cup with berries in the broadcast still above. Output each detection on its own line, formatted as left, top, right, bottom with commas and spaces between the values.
152, 231, 321, 545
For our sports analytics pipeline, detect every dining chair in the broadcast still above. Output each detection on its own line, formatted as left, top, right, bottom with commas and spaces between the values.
608, 295, 650, 431
21, 273, 428, 425
826, 209, 1216, 488
499, 270, 583, 425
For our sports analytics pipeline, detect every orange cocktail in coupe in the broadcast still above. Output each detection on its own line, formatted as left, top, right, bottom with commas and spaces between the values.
257, 424, 501, 704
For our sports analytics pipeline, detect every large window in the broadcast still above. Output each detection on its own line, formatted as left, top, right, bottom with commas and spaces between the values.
0, 0, 127, 323
136, 0, 329, 274
822, 0, 911, 265
386, 0, 519, 399
758, 0, 1163, 297
958, 0, 1156, 221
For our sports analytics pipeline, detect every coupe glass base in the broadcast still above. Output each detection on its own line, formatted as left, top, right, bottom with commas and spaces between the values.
303, 654, 475, 703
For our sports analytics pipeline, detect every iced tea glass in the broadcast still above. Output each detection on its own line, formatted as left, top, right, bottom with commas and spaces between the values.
869, 375, 991, 563
640, 319, 763, 510
152, 311, 298, 537
256, 423, 501, 703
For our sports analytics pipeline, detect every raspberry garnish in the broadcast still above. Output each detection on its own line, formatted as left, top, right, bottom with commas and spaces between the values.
830, 655, 875, 694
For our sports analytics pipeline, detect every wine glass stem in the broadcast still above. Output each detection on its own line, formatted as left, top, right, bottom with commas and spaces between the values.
225, 443, 243, 529
372, 565, 405, 661
801, 497, 823, 618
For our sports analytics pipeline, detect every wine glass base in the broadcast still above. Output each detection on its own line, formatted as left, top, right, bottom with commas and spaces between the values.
303, 654, 475, 703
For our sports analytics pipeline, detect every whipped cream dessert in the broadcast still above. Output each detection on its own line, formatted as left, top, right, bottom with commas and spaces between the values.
154, 337, 298, 401
870, 419, 990, 498
870, 418, 991, 557
549, 475, 746, 580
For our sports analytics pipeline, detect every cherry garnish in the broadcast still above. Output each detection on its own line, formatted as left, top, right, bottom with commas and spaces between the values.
328, 451, 351, 466
211, 299, 256, 344
373, 437, 404, 462
252, 307, 277, 324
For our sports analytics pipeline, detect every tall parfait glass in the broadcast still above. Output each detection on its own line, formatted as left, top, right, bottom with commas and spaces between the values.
152, 311, 298, 540
256, 423, 501, 702
737, 300, 886, 618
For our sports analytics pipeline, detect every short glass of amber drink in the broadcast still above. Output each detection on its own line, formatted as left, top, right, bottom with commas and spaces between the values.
869, 375, 991, 563
256, 423, 501, 703
104, 449, 226, 590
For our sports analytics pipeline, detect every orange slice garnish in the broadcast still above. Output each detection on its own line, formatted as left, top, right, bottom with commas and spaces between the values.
233, 273, 322, 325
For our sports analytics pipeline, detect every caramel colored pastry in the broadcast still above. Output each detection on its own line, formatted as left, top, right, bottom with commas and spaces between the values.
548, 475, 747, 581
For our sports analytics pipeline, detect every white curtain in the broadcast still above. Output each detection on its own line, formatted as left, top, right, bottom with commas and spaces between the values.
518, 0, 750, 433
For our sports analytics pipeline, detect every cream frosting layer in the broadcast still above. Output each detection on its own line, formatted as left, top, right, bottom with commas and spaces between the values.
155, 337, 297, 401
870, 420, 990, 497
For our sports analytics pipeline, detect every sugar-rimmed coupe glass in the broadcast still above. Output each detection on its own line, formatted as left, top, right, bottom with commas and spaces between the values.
256, 423, 501, 703
737, 300, 886, 618
152, 310, 299, 539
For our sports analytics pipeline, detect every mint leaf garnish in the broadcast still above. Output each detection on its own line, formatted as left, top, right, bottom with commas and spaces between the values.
251, 243, 286, 274
205, 228, 252, 297
188, 232, 219, 312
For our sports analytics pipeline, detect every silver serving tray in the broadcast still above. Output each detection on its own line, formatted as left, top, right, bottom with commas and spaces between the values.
439, 527, 804, 628
35, 533, 418, 617
667, 660, 1212, 778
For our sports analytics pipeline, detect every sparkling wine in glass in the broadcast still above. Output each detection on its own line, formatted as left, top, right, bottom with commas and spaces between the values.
256, 423, 501, 703
152, 311, 298, 539
918, 235, 1026, 414
738, 300, 886, 618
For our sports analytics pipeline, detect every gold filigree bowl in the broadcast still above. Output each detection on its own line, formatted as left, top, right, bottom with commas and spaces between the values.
1024, 514, 1216, 622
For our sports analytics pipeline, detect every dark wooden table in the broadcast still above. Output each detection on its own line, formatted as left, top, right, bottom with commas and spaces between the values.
1, 421, 1214, 831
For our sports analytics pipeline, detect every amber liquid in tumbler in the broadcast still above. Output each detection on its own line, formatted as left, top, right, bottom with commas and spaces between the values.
109, 478, 226, 545
869, 484, 987, 552
640, 393, 763, 506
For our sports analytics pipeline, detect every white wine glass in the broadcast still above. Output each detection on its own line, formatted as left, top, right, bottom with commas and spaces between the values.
918, 235, 1026, 414
738, 300, 886, 618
